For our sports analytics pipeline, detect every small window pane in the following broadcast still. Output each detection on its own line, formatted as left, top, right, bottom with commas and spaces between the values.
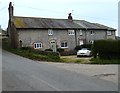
34, 43, 42, 49
80, 30, 83, 35
65, 42, 67, 47
61, 41, 68, 48
48, 29, 53, 35
68, 30, 75, 35
107, 31, 112, 35
90, 31, 94, 35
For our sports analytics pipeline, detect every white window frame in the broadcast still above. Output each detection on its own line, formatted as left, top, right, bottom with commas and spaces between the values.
68, 30, 75, 35
61, 41, 68, 48
107, 31, 112, 36
90, 31, 94, 35
34, 42, 42, 49
48, 29, 53, 35
80, 30, 83, 35
89, 40, 94, 44
79, 40, 84, 45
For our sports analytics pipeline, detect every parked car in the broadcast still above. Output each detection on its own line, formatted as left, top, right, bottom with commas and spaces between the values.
77, 48, 91, 57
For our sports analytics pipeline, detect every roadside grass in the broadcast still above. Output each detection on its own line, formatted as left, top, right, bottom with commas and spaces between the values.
60, 56, 88, 63
90, 58, 120, 64
60, 58, 82, 63
2, 38, 61, 62
2, 38, 87, 63
5, 48, 62, 62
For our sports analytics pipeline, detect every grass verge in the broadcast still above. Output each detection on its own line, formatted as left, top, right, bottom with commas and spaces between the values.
90, 58, 120, 64
2, 38, 61, 62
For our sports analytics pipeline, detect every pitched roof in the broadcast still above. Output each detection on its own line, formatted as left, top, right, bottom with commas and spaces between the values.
12, 16, 116, 31
13, 16, 83, 29
74, 20, 116, 30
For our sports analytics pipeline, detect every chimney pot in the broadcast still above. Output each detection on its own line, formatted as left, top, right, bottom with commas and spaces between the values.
68, 13, 73, 21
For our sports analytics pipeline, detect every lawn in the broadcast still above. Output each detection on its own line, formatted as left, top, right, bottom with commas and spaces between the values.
90, 58, 120, 64
60, 56, 91, 63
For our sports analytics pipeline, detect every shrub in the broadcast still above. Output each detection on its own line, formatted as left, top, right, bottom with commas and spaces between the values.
45, 49, 53, 52
57, 48, 64, 53
92, 40, 120, 59
74, 45, 82, 51
75, 44, 92, 51
20, 47, 32, 50
60, 50, 76, 56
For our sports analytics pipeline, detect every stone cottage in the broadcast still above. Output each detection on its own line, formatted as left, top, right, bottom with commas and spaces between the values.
8, 2, 116, 52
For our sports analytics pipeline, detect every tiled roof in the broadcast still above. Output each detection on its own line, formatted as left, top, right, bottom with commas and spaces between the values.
12, 16, 116, 31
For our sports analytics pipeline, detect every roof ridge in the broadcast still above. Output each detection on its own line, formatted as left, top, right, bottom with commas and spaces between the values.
13, 16, 68, 20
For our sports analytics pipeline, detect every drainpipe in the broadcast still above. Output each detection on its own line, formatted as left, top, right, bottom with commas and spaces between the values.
85, 28, 87, 44
75, 29, 77, 46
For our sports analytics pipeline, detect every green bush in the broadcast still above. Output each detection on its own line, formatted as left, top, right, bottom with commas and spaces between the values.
45, 49, 53, 52
74, 45, 82, 51
57, 48, 64, 53
92, 40, 120, 59
75, 44, 92, 51
90, 58, 120, 64
60, 50, 76, 56
20, 47, 32, 50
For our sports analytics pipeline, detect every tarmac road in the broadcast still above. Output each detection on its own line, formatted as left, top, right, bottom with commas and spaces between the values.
2, 50, 118, 91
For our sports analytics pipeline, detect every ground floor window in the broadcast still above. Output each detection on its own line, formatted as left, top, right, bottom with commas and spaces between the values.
79, 40, 84, 45
34, 42, 42, 49
61, 41, 68, 48
89, 40, 94, 44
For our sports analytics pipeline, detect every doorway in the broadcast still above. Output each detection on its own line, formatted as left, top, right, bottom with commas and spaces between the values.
50, 40, 57, 52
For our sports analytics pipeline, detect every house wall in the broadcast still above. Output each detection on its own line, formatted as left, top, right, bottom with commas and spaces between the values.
85, 30, 106, 43
18, 29, 76, 51
76, 30, 115, 45
106, 31, 116, 39
18, 29, 116, 51
8, 21, 19, 48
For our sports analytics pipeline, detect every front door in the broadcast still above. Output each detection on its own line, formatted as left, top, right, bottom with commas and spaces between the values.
50, 40, 57, 52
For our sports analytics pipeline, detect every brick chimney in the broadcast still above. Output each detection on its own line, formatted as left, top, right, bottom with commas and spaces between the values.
68, 13, 73, 21
8, 2, 13, 21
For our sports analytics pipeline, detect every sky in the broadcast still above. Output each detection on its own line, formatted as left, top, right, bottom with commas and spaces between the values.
0, 0, 119, 36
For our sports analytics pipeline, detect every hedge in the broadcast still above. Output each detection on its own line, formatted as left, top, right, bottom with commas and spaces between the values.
75, 44, 92, 51
92, 40, 120, 59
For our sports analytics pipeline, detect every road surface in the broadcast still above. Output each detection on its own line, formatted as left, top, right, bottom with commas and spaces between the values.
2, 50, 118, 91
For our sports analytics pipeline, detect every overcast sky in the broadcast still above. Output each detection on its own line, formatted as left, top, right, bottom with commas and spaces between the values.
0, 0, 119, 35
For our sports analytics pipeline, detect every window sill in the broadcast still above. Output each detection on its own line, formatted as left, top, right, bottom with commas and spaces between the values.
61, 47, 68, 49
34, 48, 42, 49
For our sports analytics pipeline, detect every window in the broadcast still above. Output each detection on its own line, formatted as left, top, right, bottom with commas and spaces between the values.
61, 41, 68, 48
34, 42, 42, 49
89, 40, 94, 44
80, 30, 83, 35
90, 31, 94, 35
107, 31, 112, 36
68, 30, 75, 35
48, 29, 53, 35
79, 40, 84, 45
